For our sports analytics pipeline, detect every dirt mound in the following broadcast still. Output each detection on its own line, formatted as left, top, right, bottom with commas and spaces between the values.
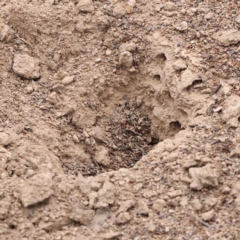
0, 0, 240, 239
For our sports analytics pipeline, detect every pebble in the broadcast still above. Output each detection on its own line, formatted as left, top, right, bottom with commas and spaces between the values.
201, 210, 214, 222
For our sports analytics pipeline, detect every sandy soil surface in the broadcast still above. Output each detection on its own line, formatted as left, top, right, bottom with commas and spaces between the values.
0, 0, 240, 239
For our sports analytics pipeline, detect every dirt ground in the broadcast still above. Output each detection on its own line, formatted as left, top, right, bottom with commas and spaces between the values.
0, 0, 240, 239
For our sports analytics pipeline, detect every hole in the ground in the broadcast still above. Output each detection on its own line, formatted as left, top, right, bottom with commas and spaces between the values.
153, 74, 161, 81
186, 79, 203, 91
156, 53, 167, 65
62, 92, 187, 176
169, 121, 182, 136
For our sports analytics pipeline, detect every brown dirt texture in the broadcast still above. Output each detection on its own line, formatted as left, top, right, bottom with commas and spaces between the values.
0, 0, 240, 239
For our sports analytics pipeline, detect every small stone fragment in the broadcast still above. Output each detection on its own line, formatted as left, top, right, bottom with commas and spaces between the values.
77, 174, 91, 196
201, 209, 214, 222
119, 42, 137, 53
174, 21, 188, 31
13, 54, 40, 79
70, 207, 95, 225
168, 190, 182, 198
173, 59, 187, 71
231, 182, 240, 197
20, 173, 53, 207
89, 191, 98, 209
205, 12, 214, 20
113, 3, 127, 17
77, 0, 94, 13
204, 197, 218, 209
115, 212, 131, 224
95, 146, 111, 167
0, 198, 10, 220
236, 16, 240, 24
0, 132, 10, 146
89, 126, 107, 143
152, 199, 166, 213
163, 2, 177, 11
148, 221, 156, 232
62, 76, 75, 86
0, 23, 14, 42
119, 51, 133, 69
117, 199, 136, 215
189, 164, 219, 190
222, 95, 240, 122
213, 29, 240, 46
101, 232, 122, 240
96, 181, 115, 208
137, 199, 149, 216
191, 198, 202, 211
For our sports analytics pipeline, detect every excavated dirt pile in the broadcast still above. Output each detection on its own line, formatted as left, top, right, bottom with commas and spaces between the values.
0, 0, 240, 239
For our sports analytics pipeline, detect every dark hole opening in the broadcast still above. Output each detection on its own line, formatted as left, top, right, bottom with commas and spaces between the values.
149, 137, 159, 145
156, 53, 167, 65
186, 79, 203, 91
169, 121, 182, 135
153, 74, 161, 81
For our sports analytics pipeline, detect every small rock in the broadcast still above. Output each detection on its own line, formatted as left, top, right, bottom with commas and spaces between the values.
51, 84, 64, 93
119, 51, 133, 69
236, 16, 240, 24
231, 182, 240, 197
57, 103, 76, 117
115, 212, 131, 224
90, 181, 102, 191
180, 196, 188, 207
213, 29, 240, 46
89, 126, 107, 143
0, 132, 10, 146
20, 173, 53, 207
62, 76, 75, 85
173, 59, 187, 71
201, 209, 214, 222
191, 198, 202, 211
189, 164, 219, 190
77, 0, 94, 13
152, 199, 166, 213
204, 197, 218, 209
163, 2, 178, 11
89, 191, 98, 209
222, 186, 231, 194
205, 12, 214, 20
106, 49, 112, 55
77, 175, 91, 196
148, 221, 156, 233
0, 23, 14, 42
117, 199, 136, 215
73, 134, 79, 143
39, 217, 72, 231
174, 21, 188, 31
137, 199, 149, 216
222, 95, 240, 122
95, 146, 111, 167
168, 190, 182, 198
0, 198, 10, 220
119, 42, 137, 53
12, 54, 40, 79
113, 3, 127, 17
96, 181, 115, 208
70, 207, 95, 225
101, 232, 122, 240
